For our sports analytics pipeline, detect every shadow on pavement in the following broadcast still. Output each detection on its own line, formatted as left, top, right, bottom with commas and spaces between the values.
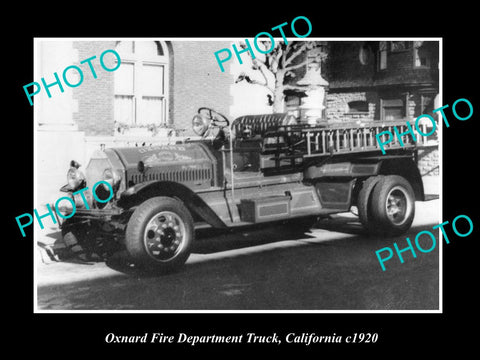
102, 214, 437, 279
36, 198, 441, 310
104, 220, 319, 277
37, 217, 440, 310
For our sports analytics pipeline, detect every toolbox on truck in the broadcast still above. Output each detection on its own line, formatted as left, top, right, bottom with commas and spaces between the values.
239, 195, 291, 223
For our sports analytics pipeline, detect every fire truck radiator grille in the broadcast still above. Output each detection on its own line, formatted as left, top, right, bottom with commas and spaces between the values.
130, 168, 212, 184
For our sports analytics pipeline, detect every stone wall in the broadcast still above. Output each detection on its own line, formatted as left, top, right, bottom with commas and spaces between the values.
325, 89, 439, 176
325, 91, 378, 124
326, 90, 432, 123
417, 146, 439, 176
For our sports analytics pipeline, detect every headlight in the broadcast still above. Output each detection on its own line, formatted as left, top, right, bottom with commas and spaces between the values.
67, 167, 86, 190
103, 168, 121, 189
192, 114, 211, 136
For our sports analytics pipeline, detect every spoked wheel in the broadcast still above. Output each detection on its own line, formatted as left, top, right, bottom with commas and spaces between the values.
197, 107, 230, 127
125, 197, 194, 272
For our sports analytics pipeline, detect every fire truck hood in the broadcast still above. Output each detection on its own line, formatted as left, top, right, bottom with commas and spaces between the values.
111, 143, 212, 169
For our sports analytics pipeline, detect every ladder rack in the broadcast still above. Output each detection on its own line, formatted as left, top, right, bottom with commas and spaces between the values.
266, 121, 417, 159
259, 121, 422, 172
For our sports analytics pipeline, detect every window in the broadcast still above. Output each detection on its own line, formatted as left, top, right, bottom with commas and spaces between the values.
359, 43, 372, 65
413, 41, 430, 68
377, 41, 387, 70
114, 41, 169, 128
380, 97, 407, 121
418, 92, 438, 143
420, 93, 435, 114
348, 100, 369, 113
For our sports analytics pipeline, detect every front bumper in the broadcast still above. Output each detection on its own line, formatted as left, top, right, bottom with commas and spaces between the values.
55, 183, 124, 228
54, 203, 125, 228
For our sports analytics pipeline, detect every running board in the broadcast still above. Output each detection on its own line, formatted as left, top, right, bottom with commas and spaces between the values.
424, 194, 440, 201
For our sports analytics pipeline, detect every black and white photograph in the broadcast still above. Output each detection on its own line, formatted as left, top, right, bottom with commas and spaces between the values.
33, 38, 441, 311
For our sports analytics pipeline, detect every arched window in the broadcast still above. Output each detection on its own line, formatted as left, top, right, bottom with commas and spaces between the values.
377, 41, 387, 70
114, 41, 169, 128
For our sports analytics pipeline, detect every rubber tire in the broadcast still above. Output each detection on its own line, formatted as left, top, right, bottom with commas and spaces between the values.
357, 175, 384, 232
370, 175, 415, 236
125, 196, 194, 272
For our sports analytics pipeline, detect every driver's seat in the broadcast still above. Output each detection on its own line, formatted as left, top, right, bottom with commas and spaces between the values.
230, 113, 298, 172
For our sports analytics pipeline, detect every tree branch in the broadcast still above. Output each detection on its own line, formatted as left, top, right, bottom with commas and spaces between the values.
251, 56, 275, 89
283, 84, 308, 92
281, 43, 288, 68
236, 72, 274, 93
248, 80, 274, 94
257, 63, 272, 88
270, 56, 279, 73
265, 47, 282, 73
284, 60, 309, 71
284, 42, 308, 66
251, 56, 266, 68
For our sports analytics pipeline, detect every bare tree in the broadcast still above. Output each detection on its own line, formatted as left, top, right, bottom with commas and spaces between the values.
235, 41, 328, 113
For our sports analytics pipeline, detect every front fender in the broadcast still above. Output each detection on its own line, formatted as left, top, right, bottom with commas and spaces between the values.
378, 157, 424, 201
118, 181, 227, 229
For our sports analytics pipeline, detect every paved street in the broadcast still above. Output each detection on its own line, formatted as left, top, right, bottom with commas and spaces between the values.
36, 197, 440, 311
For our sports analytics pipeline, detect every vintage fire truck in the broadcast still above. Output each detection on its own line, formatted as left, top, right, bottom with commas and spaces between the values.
57, 108, 426, 271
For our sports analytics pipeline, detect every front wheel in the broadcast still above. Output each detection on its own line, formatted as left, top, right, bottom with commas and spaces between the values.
369, 175, 415, 236
125, 197, 194, 272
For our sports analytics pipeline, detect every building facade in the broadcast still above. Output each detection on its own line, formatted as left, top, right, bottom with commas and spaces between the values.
35, 39, 272, 205
323, 41, 440, 177
35, 39, 439, 207
284, 40, 439, 177
324, 41, 439, 123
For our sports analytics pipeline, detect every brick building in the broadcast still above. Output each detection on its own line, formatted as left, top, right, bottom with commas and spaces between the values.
35, 39, 272, 205
324, 41, 440, 177
324, 41, 439, 124
285, 40, 440, 177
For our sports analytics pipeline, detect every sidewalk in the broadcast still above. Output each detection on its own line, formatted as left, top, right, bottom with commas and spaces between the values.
422, 175, 440, 196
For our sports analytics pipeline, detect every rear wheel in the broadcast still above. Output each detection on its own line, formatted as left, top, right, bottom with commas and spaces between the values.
369, 175, 415, 236
125, 197, 194, 272
357, 175, 384, 232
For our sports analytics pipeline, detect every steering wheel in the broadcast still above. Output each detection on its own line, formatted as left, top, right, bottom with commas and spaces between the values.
198, 107, 230, 127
